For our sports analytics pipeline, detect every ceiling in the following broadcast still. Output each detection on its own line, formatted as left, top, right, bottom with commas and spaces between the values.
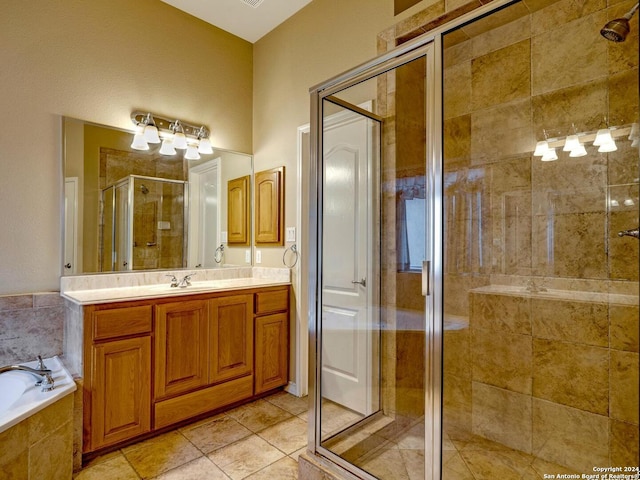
160, 0, 313, 43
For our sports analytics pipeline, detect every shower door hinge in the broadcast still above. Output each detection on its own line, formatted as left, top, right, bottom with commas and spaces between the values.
422, 260, 431, 296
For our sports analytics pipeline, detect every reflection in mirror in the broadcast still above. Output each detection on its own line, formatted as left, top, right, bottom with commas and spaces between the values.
63, 117, 253, 275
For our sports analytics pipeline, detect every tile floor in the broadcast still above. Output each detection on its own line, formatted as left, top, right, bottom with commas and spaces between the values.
74, 391, 309, 480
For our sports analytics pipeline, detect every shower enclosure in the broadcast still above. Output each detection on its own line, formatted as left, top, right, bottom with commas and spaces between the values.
100, 175, 187, 271
308, 0, 639, 478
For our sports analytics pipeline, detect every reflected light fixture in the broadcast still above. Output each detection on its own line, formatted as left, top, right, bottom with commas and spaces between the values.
185, 144, 200, 160
541, 147, 558, 161
130, 111, 212, 158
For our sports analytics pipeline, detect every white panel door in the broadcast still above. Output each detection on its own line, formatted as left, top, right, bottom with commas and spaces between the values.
188, 159, 221, 268
321, 107, 378, 416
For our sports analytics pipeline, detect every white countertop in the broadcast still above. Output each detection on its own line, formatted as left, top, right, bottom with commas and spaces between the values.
61, 277, 290, 305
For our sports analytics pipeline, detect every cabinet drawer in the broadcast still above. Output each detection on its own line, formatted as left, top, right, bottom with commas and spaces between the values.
255, 288, 289, 315
93, 305, 152, 341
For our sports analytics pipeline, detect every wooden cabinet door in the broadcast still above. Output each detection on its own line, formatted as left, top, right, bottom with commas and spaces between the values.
254, 312, 289, 394
155, 300, 209, 400
255, 167, 284, 245
210, 294, 253, 384
91, 336, 151, 450
227, 175, 250, 245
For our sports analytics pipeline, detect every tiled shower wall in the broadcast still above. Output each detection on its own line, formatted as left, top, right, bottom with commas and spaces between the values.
0, 292, 65, 365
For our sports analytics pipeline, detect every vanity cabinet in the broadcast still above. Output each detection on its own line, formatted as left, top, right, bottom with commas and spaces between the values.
80, 285, 289, 456
85, 305, 152, 452
254, 289, 289, 394
155, 300, 210, 400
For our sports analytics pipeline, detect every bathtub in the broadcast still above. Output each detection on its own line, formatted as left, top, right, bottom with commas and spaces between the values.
0, 355, 76, 434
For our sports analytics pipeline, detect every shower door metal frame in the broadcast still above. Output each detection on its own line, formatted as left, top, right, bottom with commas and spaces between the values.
309, 41, 438, 480
308, 1, 521, 479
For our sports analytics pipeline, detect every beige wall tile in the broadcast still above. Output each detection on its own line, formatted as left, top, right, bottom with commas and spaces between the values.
609, 68, 639, 125
0, 421, 28, 466
471, 382, 532, 453
610, 304, 640, 353
471, 99, 533, 164
531, 12, 608, 96
533, 338, 608, 414
471, 40, 531, 111
609, 184, 640, 282
461, 449, 535, 478
471, 15, 531, 59
443, 373, 472, 433
530, 0, 606, 36
532, 213, 608, 278
29, 420, 74, 480
28, 393, 73, 445
443, 115, 471, 167
444, 327, 471, 379
532, 398, 608, 472
472, 328, 532, 394
531, 299, 608, 347
608, 141, 640, 186
610, 419, 640, 465
461, 2, 530, 39
444, 37, 472, 68
471, 293, 531, 335
444, 61, 472, 119
610, 350, 640, 424
531, 78, 607, 137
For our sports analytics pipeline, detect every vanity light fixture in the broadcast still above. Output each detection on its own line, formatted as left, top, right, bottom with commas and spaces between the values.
130, 111, 212, 158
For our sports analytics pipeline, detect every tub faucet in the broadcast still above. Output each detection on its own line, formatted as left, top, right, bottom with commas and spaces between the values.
0, 363, 55, 392
526, 278, 547, 293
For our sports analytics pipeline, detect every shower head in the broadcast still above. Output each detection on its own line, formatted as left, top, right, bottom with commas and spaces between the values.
140, 184, 149, 195
601, 2, 639, 42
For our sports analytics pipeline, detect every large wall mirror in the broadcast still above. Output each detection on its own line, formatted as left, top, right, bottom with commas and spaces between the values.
63, 117, 253, 275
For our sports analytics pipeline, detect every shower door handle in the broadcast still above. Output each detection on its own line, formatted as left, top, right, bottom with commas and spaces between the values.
352, 278, 366, 287
422, 260, 431, 296
618, 227, 640, 239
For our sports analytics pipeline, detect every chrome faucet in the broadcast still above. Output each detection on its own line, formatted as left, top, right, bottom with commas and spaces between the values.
166, 274, 179, 288
0, 359, 55, 392
178, 273, 196, 288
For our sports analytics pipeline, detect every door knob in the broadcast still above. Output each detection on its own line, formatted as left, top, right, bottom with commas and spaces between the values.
351, 278, 366, 287
618, 227, 640, 239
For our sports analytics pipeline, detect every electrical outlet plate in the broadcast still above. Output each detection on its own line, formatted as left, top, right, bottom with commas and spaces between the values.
286, 227, 296, 242
245, 250, 251, 263
221, 231, 228, 243
255, 250, 262, 264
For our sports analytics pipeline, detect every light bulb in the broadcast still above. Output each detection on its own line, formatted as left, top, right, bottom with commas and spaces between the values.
533, 140, 549, 156
143, 124, 161, 144
131, 133, 149, 151
593, 128, 613, 146
185, 144, 200, 160
569, 143, 587, 157
198, 137, 213, 154
598, 140, 617, 152
541, 147, 558, 161
563, 135, 580, 152
173, 132, 188, 149
159, 138, 176, 155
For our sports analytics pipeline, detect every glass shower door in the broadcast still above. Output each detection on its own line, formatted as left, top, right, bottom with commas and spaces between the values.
440, 0, 639, 476
313, 44, 436, 480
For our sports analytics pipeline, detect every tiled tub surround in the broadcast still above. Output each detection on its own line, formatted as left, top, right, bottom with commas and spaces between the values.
444, 282, 639, 472
0, 292, 65, 366
0, 356, 76, 479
